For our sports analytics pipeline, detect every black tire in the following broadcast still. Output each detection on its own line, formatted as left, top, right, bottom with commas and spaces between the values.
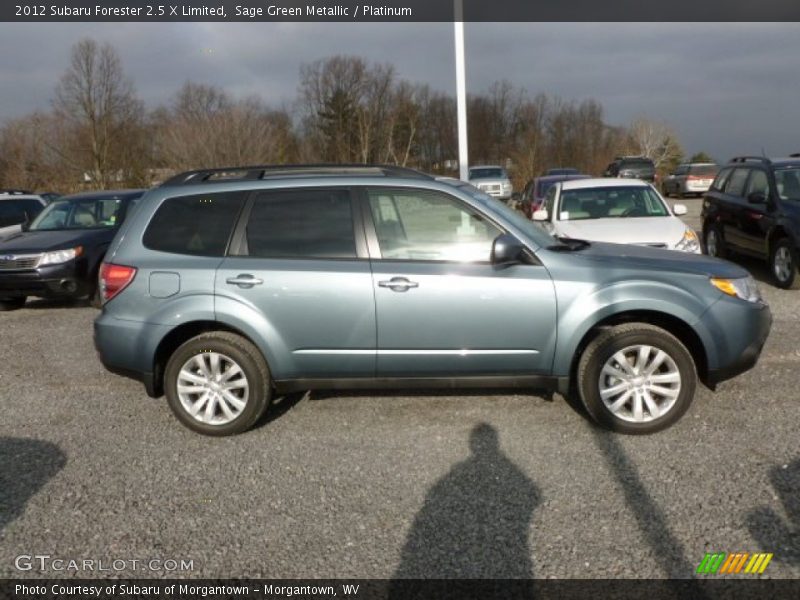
164, 332, 271, 436
577, 323, 697, 435
704, 224, 727, 259
770, 237, 800, 290
0, 296, 26, 311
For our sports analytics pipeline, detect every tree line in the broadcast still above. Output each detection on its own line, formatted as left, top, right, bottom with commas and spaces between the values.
0, 38, 692, 193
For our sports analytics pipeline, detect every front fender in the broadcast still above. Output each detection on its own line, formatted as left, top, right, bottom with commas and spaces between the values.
552, 279, 717, 376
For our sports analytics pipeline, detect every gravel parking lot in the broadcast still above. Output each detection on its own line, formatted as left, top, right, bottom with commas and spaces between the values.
1, 234, 798, 580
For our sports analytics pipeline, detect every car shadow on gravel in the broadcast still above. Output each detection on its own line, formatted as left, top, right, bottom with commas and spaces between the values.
390, 423, 540, 584
746, 458, 800, 567
0, 437, 66, 532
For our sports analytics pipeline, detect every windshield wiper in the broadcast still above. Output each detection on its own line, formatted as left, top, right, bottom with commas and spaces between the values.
548, 237, 591, 252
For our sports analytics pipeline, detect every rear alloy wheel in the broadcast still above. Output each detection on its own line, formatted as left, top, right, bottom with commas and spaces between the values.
577, 324, 697, 434
0, 296, 26, 311
770, 238, 800, 290
164, 332, 271, 435
704, 225, 727, 259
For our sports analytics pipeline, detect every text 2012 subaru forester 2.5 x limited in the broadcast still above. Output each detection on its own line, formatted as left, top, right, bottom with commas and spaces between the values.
94, 165, 772, 436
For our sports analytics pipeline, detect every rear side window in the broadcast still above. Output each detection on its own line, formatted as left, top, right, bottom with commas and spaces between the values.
143, 192, 245, 256
711, 168, 732, 191
245, 189, 356, 259
724, 168, 750, 197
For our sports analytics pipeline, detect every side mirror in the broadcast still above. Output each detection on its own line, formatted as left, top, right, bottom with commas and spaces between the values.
532, 209, 549, 222
491, 233, 526, 266
747, 191, 767, 205
672, 203, 688, 216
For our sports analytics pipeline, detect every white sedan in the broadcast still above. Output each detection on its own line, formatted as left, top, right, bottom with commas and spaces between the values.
532, 178, 700, 253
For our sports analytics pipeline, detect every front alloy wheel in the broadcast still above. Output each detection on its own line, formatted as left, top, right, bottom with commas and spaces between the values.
577, 323, 697, 434
598, 345, 681, 423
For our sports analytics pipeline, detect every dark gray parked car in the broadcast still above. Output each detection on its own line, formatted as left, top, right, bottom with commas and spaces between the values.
94, 165, 771, 436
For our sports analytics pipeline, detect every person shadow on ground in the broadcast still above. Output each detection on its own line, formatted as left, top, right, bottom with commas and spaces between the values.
747, 457, 800, 567
0, 437, 66, 533
391, 422, 540, 592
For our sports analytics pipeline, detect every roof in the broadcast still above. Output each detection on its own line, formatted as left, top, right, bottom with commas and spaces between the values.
560, 178, 656, 190
0, 193, 43, 202
535, 174, 590, 184
725, 156, 800, 168
161, 164, 432, 187
469, 165, 505, 170
58, 189, 146, 201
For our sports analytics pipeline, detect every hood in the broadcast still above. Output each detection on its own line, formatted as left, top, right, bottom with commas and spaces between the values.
472, 177, 511, 185
562, 239, 747, 279
0, 228, 112, 253
556, 216, 687, 248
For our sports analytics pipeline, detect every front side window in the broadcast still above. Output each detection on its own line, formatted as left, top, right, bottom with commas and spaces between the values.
368, 188, 502, 262
0, 200, 34, 227
745, 170, 770, 198
245, 189, 356, 259
775, 168, 800, 201
557, 186, 668, 221
30, 196, 126, 231
143, 192, 245, 256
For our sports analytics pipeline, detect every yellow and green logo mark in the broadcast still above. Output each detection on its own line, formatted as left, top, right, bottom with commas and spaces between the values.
696, 552, 773, 575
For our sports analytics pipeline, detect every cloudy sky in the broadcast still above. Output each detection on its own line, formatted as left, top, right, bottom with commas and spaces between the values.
1, 22, 799, 161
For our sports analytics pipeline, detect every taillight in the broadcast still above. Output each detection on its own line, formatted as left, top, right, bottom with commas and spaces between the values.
99, 262, 137, 302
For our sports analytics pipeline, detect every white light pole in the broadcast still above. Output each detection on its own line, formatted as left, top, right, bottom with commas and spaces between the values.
454, 0, 469, 182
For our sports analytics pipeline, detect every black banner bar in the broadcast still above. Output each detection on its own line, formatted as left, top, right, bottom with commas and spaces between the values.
4, 579, 800, 600
3, 0, 800, 22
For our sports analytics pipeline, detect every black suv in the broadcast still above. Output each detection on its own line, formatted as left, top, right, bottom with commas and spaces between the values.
702, 155, 800, 289
603, 156, 656, 183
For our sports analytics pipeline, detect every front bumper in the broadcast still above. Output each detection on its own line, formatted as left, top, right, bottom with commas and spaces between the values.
704, 297, 772, 387
0, 263, 92, 299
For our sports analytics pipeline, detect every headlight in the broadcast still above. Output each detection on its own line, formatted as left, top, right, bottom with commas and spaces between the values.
39, 246, 83, 266
710, 275, 762, 303
675, 228, 700, 253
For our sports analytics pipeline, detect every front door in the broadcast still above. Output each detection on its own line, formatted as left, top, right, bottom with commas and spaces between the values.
364, 187, 557, 377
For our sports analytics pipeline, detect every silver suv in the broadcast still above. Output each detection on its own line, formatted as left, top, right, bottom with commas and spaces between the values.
468, 165, 513, 201
94, 165, 771, 436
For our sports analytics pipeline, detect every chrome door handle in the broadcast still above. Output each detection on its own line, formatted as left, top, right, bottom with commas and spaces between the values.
226, 274, 263, 288
378, 277, 419, 292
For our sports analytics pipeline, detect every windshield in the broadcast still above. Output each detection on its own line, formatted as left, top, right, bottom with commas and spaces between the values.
775, 168, 800, 201
469, 168, 506, 180
558, 186, 669, 221
30, 196, 126, 231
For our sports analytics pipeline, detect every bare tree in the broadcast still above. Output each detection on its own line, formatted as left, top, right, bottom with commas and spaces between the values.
627, 117, 683, 169
155, 82, 297, 170
52, 38, 146, 187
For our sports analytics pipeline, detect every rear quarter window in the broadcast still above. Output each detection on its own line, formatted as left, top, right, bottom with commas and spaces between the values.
143, 192, 245, 256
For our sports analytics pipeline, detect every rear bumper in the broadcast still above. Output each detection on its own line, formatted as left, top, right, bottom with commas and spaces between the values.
94, 311, 166, 397
0, 263, 91, 299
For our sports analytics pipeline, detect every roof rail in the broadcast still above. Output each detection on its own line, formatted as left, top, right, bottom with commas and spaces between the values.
729, 156, 772, 165
160, 164, 433, 187
789, 153, 800, 158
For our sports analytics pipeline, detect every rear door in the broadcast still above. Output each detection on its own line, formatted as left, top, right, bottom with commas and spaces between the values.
215, 187, 376, 379
719, 167, 751, 252
363, 186, 557, 377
